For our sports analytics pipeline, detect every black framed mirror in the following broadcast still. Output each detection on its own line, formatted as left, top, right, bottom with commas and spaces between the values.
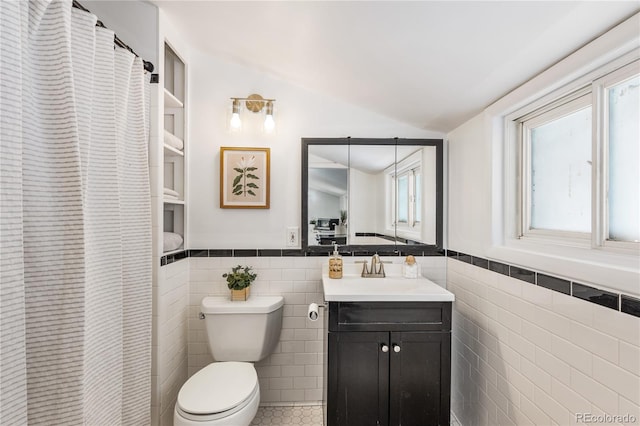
301, 137, 443, 256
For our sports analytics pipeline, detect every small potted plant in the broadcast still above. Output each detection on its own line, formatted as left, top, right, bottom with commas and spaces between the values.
340, 210, 347, 226
336, 210, 348, 235
223, 265, 257, 301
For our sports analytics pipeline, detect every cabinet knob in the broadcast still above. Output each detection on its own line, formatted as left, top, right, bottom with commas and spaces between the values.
393, 344, 401, 353
381, 345, 389, 353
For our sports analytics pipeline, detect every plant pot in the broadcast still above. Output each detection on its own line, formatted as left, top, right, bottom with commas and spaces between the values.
231, 287, 250, 301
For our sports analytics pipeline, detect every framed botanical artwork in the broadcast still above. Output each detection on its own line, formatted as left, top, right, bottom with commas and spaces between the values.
220, 147, 270, 209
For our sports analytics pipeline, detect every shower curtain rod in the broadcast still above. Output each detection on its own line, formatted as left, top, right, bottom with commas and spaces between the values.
72, 0, 155, 73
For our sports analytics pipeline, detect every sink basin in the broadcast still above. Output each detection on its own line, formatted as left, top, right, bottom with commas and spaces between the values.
322, 265, 454, 302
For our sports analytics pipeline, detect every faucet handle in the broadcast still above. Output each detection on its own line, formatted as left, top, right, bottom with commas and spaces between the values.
359, 261, 370, 277
378, 261, 386, 277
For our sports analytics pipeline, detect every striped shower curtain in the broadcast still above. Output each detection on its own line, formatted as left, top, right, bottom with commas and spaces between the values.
0, 1, 152, 425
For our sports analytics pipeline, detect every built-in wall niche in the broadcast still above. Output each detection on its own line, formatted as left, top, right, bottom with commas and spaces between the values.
164, 44, 184, 103
163, 206, 184, 234
163, 43, 185, 145
162, 41, 187, 253
163, 156, 184, 198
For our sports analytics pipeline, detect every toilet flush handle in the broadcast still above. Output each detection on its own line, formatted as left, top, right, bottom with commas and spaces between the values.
198, 312, 205, 320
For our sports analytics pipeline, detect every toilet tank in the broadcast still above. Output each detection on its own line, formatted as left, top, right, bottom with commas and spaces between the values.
200, 296, 284, 362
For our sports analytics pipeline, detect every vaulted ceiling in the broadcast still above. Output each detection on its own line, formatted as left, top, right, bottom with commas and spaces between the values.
153, 1, 639, 133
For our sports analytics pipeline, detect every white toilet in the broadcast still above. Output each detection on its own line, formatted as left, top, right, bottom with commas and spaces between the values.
174, 295, 284, 426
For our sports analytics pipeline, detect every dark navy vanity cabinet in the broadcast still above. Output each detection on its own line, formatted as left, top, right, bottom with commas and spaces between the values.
325, 301, 452, 426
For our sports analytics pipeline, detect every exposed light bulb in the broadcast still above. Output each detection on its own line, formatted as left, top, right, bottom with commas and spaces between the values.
230, 99, 242, 131
230, 112, 242, 130
263, 101, 275, 133
264, 114, 275, 133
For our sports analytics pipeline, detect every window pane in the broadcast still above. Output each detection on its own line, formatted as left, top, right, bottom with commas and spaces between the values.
415, 172, 422, 223
608, 75, 640, 242
397, 175, 408, 223
530, 107, 592, 232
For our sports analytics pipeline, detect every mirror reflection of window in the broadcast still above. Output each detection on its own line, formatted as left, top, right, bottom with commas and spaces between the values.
415, 171, 422, 224
397, 174, 409, 223
388, 149, 424, 243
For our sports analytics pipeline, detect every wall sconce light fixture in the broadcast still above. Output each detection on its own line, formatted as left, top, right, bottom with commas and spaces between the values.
229, 94, 276, 133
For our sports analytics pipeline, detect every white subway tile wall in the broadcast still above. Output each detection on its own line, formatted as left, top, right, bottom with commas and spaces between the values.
188, 255, 447, 405
448, 259, 640, 426
153, 259, 190, 426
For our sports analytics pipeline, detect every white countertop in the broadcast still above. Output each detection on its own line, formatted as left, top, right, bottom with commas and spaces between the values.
322, 263, 455, 302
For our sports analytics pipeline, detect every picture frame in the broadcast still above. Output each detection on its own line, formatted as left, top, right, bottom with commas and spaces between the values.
220, 147, 270, 209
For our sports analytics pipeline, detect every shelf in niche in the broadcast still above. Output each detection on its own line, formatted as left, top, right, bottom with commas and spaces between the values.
164, 88, 183, 108
163, 198, 185, 205
163, 247, 184, 255
164, 143, 184, 157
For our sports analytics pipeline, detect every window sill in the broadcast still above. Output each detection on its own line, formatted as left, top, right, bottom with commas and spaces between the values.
488, 240, 640, 296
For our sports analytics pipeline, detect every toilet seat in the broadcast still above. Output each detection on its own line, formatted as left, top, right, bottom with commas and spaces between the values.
176, 362, 258, 422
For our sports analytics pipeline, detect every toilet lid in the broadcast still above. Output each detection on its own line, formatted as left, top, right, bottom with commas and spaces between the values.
177, 362, 258, 415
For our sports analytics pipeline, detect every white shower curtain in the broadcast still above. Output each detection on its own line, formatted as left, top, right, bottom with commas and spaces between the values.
0, 1, 152, 425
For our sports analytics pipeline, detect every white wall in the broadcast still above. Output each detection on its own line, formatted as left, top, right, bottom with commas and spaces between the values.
449, 259, 639, 426
308, 189, 340, 220
349, 168, 379, 235
422, 146, 437, 245
448, 113, 492, 256
85, 1, 158, 66
154, 260, 189, 426
187, 48, 443, 249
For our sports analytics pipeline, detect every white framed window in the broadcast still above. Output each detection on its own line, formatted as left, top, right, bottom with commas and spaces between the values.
514, 60, 639, 251
394, 167, 421, 228
595, 64, 640, 249
387, 152, 422, 236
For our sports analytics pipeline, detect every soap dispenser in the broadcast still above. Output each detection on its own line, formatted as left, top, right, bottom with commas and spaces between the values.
328, 243, 343, 279
402, 255, 419, 278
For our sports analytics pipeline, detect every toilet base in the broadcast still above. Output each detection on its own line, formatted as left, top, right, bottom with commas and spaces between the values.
174, 386, 260, 426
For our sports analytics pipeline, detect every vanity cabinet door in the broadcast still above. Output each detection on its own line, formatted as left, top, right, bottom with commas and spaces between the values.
389, 331, 451, 426
327, 331, 389, 426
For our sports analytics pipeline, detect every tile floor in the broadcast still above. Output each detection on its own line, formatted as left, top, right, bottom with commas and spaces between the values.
251, 405, 462, 425
251, 405, 323, 425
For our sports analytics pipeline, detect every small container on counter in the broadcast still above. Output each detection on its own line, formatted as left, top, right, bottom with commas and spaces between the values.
328, 243, 343, 279
402, 255, 419, 278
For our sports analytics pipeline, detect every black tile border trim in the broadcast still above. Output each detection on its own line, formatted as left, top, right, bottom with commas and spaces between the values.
160, 246, 446, 267
446, 249, 638, 318
572, 283, 618, 310
537, 273, 571, 296
510, 266, 535, 284
488, 260, 509, 276
621, 295, 640, 317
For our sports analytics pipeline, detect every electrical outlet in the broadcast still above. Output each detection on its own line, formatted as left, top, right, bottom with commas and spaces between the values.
286, 227, 299, 247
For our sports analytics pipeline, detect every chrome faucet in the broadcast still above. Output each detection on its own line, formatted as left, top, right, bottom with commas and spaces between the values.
360, 253, 386, 278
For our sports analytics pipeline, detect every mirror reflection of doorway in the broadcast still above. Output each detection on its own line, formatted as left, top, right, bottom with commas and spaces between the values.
308, 161, 347, 246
